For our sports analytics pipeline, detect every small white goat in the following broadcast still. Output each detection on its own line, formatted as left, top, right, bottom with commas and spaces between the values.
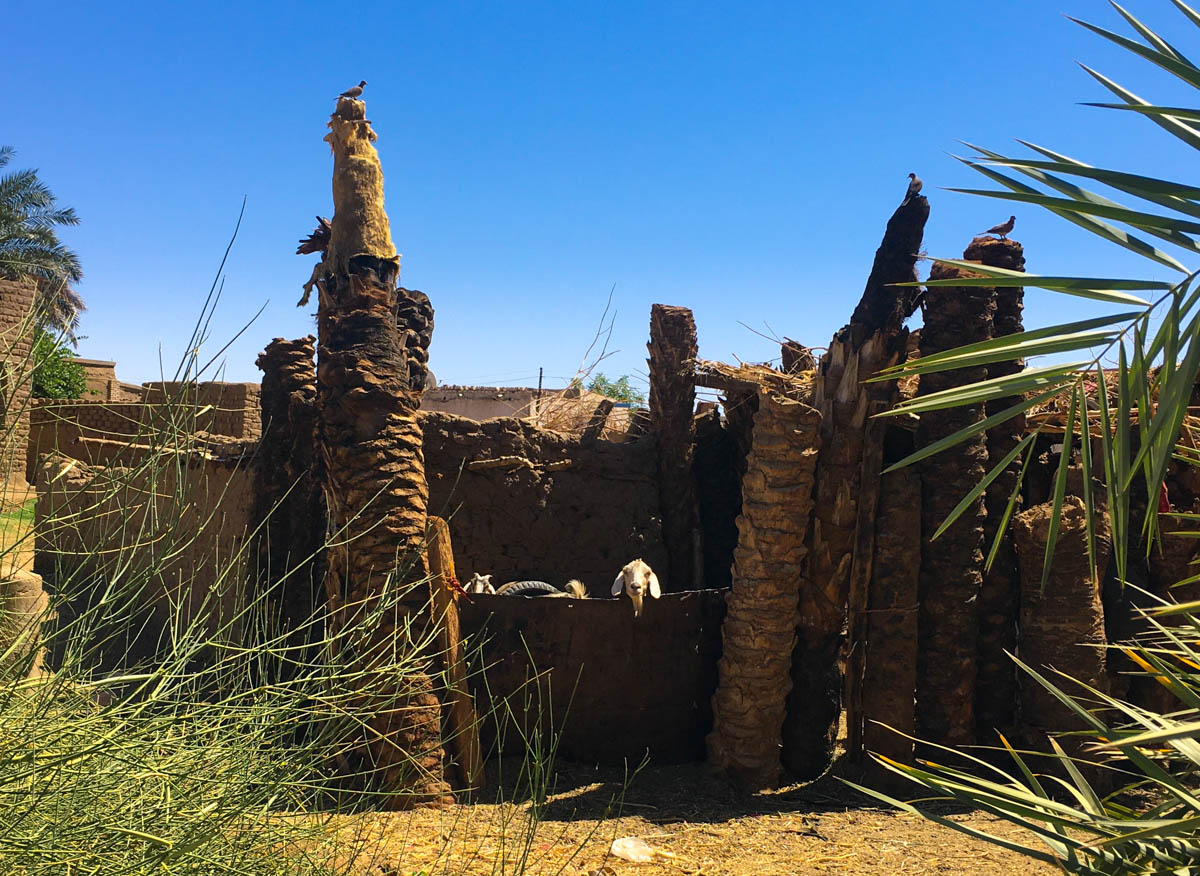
611, 558, 661, 618
466, 573, 495, 594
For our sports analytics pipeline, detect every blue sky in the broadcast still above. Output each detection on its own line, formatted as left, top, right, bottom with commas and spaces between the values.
5, 0, 1196, 393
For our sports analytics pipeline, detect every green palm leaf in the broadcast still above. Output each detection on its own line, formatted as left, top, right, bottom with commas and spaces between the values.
946, 188, 1200, 235
955, 151, 1191, 272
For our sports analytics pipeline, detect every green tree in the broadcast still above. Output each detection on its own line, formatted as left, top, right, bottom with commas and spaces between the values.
31, 328, 86, 399
855, 4, 1200, 871
0, 146, 85, 341
586, 373, 647, 405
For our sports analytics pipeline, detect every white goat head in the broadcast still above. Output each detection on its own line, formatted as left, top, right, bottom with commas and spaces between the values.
466, 573, 495, 594
611, 558, 661, 618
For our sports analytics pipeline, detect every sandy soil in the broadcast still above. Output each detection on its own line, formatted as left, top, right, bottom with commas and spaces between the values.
319, 760, 1057, 876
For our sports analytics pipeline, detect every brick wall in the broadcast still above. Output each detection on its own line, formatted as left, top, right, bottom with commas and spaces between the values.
421, 410, 671, 591
34, 450, 256, 662
28, 382, 263, 482
141, 382, 262, 438
0, 280, 36, 488
74, 359, 139, 401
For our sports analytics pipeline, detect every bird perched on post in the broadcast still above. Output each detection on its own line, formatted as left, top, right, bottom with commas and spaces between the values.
901, 172, 922, 206
337, 80, 366, 100
981, 215, 1016, 239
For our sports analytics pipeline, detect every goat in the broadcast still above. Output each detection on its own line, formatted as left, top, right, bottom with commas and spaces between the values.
611, 558, 661, 618
465, 573, 495, 594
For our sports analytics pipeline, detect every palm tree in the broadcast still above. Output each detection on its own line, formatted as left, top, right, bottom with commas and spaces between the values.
0, 146, 85, 341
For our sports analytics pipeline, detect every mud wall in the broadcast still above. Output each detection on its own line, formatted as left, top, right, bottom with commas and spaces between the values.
140, 382, 261, 438
0, 279, 36, 487
35, 453, 255, 597
459, 589, 726, 763
421, 411, 669, 591
34, 451, 255, 667
28, 385, 261, 482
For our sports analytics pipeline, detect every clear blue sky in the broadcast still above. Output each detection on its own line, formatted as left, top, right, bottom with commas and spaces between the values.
5, 0, 1195, 393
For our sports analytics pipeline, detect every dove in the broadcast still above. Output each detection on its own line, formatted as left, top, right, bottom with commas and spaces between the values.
981, 215, 1016, 239
901, 172, 922, 206
337, 80, 366, 100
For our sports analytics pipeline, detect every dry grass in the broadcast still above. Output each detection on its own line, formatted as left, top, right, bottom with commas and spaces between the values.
312, 760, 1055, 876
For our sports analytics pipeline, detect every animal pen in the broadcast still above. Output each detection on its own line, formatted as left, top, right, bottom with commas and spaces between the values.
25, 94, 1198, 809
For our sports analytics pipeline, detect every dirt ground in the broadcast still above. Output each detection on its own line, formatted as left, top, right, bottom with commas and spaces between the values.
322, 759, 1058, 876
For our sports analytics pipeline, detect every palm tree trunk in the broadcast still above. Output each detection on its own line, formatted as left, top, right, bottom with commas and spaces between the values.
707, 387, 820, 789
253, 335, 324, 636
314, 97, 452, 808
915, 255, 995, 750
782, 194, 928, 777
972, 238, 1026, 743
648, 304, 700, 591
860, 452, 921, 792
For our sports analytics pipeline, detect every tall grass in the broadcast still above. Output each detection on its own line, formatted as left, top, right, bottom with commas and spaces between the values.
0, 274, 605, 873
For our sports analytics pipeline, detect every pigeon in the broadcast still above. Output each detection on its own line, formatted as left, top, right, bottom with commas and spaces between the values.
981, 215, 1016, 239
337, 80, 366, 100
901, 172, 922, 206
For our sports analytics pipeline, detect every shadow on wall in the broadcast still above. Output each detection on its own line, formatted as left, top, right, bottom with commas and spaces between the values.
460, 588, 727, 765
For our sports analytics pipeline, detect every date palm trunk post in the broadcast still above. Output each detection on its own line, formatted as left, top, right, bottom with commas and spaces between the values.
309, 95, 452, 808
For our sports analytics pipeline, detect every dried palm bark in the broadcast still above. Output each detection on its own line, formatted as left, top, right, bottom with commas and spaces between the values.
1012, 497, 1111, 731
972, 237, 1026, 742
915, 257, 995, 749
707, 387, 820, 790
861, 454, 920, 791
311, 96, 452, 808
648, 304, 700, 590
782, 194, 929, 776
253, 335, 324, 634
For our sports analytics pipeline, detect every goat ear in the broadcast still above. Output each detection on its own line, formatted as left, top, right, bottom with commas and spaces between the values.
648, 572, 662, 599
611, 572, 626, 597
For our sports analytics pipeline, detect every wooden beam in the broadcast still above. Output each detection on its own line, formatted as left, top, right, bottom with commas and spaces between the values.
426, 516, 485, 791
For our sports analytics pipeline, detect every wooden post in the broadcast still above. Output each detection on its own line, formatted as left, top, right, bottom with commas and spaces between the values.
843, 396, 890, 760
648, 304, 700, 591
312, 94, 452, 808
707, 388, 821, 790
860, 456, 921, 791
426, 516, 485, 791
973, 237, 1027, 743
915, 255, 995, 750
782, 193, 929, 777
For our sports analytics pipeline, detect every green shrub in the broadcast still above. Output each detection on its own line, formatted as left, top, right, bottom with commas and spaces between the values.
31, 328, 86, 399
586, 373, 646, 405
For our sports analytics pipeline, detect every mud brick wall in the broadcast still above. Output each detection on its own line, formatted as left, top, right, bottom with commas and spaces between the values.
0, 279, 36, 487
141, 382, 262, 439
28, 383, 263, 482
420, 411, 670, 591
459, 589, 726, 763
34, 452, 256, 666
74, 360, 141, 402
28, 400, 149, 481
